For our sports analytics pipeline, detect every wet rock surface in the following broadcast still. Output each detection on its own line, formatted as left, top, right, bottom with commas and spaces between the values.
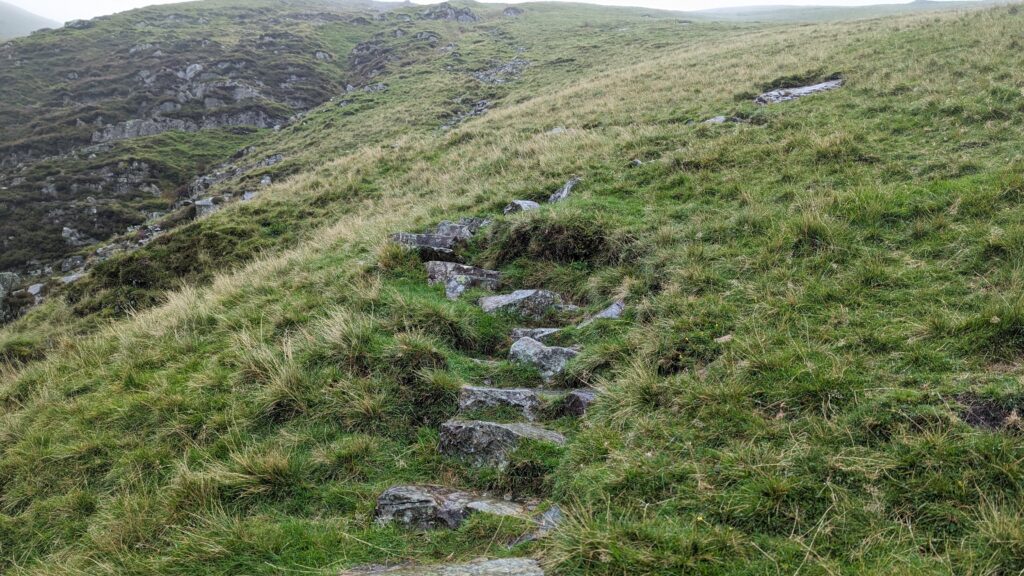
439, 420, 566, 466
426, 262, 501, 299
755, 79, 843, 105
375, 485, 527, 530
460, 386, 541, 420
509, 337, 579, 382
341, 558, 544, 576
479, 290, 569, 319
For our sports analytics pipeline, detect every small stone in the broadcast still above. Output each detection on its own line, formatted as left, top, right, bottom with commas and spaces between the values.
480, 290, 567, 320
439, 420, 566, 467
460, 386, 541, 420
503, 200, 540, 215
578, 300, 625, 327
563, 389, 597, 417
509, 337, 579, 382
426, 262, 500, 299
628, 159, 643, 167
548, 177, 580, 203
714, 334, 734, 344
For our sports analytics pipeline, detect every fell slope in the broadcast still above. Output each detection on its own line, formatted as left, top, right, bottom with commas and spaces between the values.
0, 1, 58, 40
2, 2, 1024, 575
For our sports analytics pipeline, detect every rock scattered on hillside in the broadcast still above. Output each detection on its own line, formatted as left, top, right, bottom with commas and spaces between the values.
479, 289, 571, 319
439, 420, 566, 466
548, 176, 580, 203
460, 386, 541, 420
755, 79, 843, 105
426, 261, 501, 299
341, 558, 544, 576
578, 299, 625, 327
503, 200, 540, 215
703, 115, 742, 124
375, 484, 526, 530
420, 2, 478, 22
509, 337, 579, 381
510, 327, 561, 342
472, 58, 529, 85
563, 388, 598, 417
504, 7, 525, 16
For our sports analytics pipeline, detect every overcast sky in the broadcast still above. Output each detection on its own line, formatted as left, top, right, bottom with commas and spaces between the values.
8, 0, 957, 23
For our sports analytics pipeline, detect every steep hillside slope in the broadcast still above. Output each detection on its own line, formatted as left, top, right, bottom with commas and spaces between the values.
2, 2, 1024, 575
0, 1, 58, 40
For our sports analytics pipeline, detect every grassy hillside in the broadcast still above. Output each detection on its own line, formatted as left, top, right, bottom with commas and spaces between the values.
2, 1, 1024, 575
0, 1, 58, 40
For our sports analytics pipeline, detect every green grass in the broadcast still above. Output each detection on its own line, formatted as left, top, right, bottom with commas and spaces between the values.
2, 1, 1024, 574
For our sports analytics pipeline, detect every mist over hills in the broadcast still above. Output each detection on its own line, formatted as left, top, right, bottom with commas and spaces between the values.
0, 1, 59, 39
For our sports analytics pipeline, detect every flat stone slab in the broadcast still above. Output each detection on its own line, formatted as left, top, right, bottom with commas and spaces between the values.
435, 217, 491, 239
426, 261, 501, 299
548, 176, 580, 203
510, 327, 561, 343
503, 200, 540, 215
578, 300, 625, 327
755, 79, 843, 105
375, 485, 527, 530
439, 420, 566, 467
460, 386, 541, 421
480, 290, 571, 320
509, 337, 579, 382
392, 232, 461, 259
341, 558, 544, 576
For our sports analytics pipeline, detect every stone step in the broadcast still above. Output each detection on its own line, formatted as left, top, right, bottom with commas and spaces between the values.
426, 261, 501, 299
460, 386, 541, 420
341, 558, 544, 576
509, 337, 578, 382
479, 290, 578, 320
375, 484, 527, 531
510, 327, 560, 342
439, 420, 566, 467
391, 232, 462, 260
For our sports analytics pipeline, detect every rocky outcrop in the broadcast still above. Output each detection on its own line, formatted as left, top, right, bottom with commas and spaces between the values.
374, 485, 527, 530
548, 177, 580, 203
392, 218, 489, 260
503, 7, 525, 16
420, 3, 477, 22
341, 558, 544, 576
460, 386, 541, 420
479, 290, 574, 319
755, 79, 843, 105
509, 337, 578, 382
91, 110, 279, 144
426, 262, 501, 299
439, 420, 565, 466
472, 58, 529, 85
503, 200, 540, 215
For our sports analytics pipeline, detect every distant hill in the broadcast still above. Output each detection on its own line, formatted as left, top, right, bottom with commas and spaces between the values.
698, 0, 992, 21
0, 1, 58, 39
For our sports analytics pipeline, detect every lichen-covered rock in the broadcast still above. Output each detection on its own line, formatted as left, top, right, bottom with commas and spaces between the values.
563, 388, 598, 417
420, 2, 477, 22
439, 420, 565, 466
392, 232, 462, 259
755, 79, 843, 105
503, 200, 540, 215
578, 300, 625, 327
479, 290, 569, 320
426, 262, 500, 299
435, 217, 490, 239
509, 337, 579, 382
510, 328, 561, 343
548, 176, 580, 203
374, 485, 526, 530
460, 386, 541, 420
341, 558, 544, 576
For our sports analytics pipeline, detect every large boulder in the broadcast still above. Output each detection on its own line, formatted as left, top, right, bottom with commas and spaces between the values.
460, 386, 541, 420
479, 290, 573, 320
548, 177, 580, 203
426, 262, 500, 299
375, 485, 526, 530
439, 420, 565, 466
340, 558, 544, 576
509, 337, 578, 382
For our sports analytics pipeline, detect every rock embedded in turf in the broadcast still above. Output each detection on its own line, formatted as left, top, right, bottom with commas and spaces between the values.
391, 232, 462, 259
426, 261, 501, 299
703, 115, 742, 124
439, 420, 566, 466
578, 299, 625, 327
460, 386, 541, 420
435, 217, 491, 239
509, 337, 579, 382
340, 558, 544, 576
375, 484, 527, 530
563, 388, 598, 417
479, 289, 569, 319
548, 176, 581, 203
503, 200, 541, 215
754, 79, 843, 105
510, 327, 561, 342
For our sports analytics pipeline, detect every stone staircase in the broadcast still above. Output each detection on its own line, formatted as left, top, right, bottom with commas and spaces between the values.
370, 177, 622, 575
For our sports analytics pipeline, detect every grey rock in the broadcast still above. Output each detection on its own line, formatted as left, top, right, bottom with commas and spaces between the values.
703, 116, 741, 124
0, 272, 19, 299
62, 227, 95, 247
578, 300, 625, 327
260, 175, 272, 187
426, 262, 500, 299
314, 50, 333, 61
503, 200, 540, 215
27, 283, 44, 297
61, 255, 85, 273
242, 191, 259, 201
420, 2, 477, 22
503, 6, 525, 16
392, 232, 462, 259
65, 19, 94, 30
479, 290, 566, 320
514, 505, 563, 546
61, 272, 85, 285
563, 388, 597, 417
375, 485, 526, 530
340, 558, 543, 576
548, 177, 580, 203
435, 217, 490, 239
472, 58, 529, 85
509, 337, 579, 382
439, 420, 565, 466
628, 159, 643, 167
460, 386, 541, 420
194, 198, 219, 218
510, 328, 560, 343
547, 127, 567, 135
755, 79, 843, 105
